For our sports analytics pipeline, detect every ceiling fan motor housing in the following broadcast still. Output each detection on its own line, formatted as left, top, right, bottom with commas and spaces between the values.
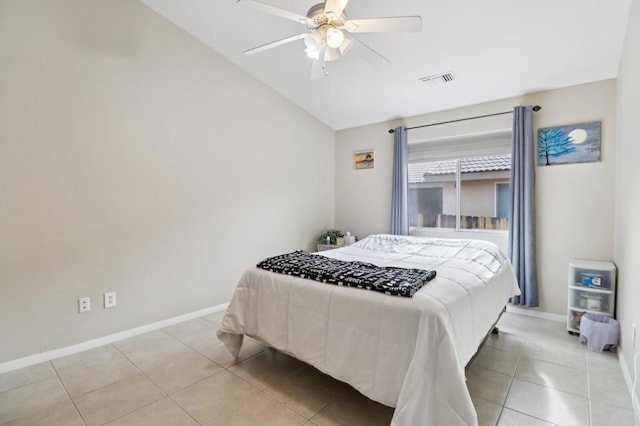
302, 3, 351, 61
306, 3, 347, 29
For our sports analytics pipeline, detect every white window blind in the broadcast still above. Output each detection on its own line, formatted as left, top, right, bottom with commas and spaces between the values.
408, 130, 512, 163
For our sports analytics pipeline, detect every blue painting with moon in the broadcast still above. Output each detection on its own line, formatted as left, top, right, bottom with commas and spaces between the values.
537, 121, 601, 166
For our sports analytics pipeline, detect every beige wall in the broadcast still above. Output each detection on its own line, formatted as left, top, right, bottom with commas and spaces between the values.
0, 0, 335, 363
336, 80, 616, 315
462, 179, 507, 217
442, 180, 504, 217
443, 182, 456, 215
615, 0, 640, 407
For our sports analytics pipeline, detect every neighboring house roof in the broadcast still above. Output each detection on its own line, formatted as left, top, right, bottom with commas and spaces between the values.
409, 154, 511, 183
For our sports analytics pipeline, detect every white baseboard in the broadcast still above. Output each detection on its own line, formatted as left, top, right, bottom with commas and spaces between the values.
506, 305, 566, 322
0, 303, 229, 374
618, 347, 640, 423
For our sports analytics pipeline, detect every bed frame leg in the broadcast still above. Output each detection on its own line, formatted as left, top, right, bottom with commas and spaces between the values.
492, 327, 499, 334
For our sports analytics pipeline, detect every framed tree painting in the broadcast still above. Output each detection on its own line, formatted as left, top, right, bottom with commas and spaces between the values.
537, 121, 601, 166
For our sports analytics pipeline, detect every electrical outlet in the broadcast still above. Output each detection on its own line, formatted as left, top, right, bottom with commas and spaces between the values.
78, 297, 90, 313
104, 291, 116, 308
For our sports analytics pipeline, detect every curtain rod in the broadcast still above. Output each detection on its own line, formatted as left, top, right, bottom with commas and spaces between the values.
388, 105, 542, 134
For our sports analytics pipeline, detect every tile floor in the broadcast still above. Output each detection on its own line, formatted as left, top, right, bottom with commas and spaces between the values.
0, 312, 636, 425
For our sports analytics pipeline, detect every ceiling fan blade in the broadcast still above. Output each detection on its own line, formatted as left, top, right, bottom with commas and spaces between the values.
324, 0, 349, 19
348, 35, 391, 70
237, 0, 310, 25
243, 33, 307, 55
344, 16, 422, 33
310, 44, 328, 80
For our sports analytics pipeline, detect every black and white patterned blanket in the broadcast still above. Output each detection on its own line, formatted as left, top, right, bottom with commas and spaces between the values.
256, 250, 436, 298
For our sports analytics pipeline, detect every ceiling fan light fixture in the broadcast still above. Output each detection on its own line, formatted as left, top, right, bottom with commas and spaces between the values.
305, 30, 322, 48
325, 27, 345, 48
303, 30, 323, 58
305, 46, 319, 59
324, 47, 341, 61
338, 36, 353, 55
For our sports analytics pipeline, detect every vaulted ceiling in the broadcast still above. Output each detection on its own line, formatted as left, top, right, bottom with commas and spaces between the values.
140, 0, 632, 130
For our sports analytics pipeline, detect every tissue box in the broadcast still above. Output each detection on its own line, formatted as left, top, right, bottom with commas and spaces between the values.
581, 275, 602, 286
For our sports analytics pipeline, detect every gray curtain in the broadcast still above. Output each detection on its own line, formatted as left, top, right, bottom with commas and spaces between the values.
391, 126, 409, 235
509, 106, 539, 307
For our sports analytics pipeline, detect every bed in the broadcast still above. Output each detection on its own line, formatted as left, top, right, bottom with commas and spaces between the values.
217, 234, 520, 425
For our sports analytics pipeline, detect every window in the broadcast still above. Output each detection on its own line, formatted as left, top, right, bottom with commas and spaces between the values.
495, 182, 510, 219
408, 131, 511, 231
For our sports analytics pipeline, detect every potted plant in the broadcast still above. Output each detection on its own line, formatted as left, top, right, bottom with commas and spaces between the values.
317, 229, 344, 245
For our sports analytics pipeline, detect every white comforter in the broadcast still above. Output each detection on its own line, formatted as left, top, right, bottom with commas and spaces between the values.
217, 234, 520, 425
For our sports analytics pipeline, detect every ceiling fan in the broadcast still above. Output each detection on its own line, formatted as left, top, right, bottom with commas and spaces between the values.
237, 0, 422, 79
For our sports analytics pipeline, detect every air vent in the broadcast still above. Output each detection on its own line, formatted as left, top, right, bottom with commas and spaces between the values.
419, 72, 455, 85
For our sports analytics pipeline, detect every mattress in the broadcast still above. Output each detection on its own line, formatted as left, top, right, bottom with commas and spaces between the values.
217, 234, 520, 425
